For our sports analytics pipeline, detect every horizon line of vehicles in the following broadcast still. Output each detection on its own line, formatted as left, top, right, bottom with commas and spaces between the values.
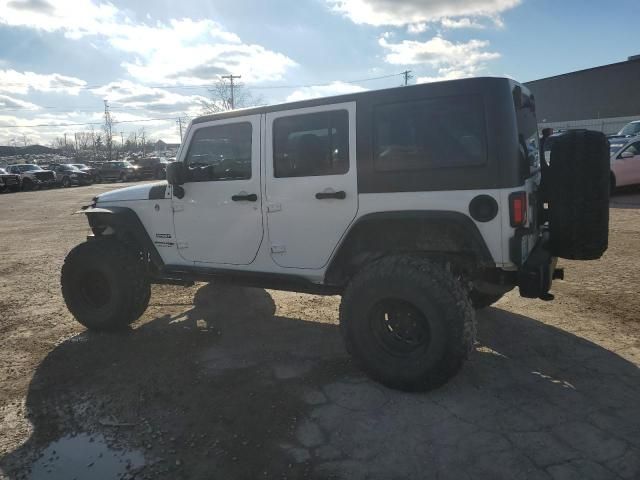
0, 157, 174, 193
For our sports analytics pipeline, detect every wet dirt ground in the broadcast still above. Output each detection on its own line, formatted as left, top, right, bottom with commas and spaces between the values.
0, 183, 639, 480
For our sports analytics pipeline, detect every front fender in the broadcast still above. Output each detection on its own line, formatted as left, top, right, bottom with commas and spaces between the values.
82, 206, 164, 269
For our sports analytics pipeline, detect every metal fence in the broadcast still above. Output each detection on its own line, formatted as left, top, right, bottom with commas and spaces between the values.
539, 117, 639, 135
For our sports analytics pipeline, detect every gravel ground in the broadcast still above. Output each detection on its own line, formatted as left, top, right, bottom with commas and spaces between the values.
0, 183, 639, 480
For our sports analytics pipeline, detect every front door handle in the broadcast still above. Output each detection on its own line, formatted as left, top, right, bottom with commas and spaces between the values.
232, 193, 258, 202
315, 191, 346, 200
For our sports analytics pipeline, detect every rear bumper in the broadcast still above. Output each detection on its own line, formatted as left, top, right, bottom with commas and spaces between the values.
516, 231, 559, 299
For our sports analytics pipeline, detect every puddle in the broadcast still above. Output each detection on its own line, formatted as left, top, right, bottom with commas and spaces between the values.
29, 433, 145, 480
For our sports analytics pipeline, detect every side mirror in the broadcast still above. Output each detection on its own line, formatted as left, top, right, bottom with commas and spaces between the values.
166, 162, 186, 185
619, 151, 634, 159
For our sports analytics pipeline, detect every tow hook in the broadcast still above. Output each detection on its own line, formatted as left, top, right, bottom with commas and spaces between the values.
553, 268, 565, 280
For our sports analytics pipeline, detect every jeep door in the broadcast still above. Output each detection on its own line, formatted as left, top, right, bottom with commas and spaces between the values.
265, 103, 358, 269
172, 115, 263, 265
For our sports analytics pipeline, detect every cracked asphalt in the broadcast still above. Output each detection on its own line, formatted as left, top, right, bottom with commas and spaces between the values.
0, 184, 639, 480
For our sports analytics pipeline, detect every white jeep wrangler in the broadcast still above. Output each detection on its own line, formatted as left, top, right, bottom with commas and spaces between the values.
61, 78, 610, 391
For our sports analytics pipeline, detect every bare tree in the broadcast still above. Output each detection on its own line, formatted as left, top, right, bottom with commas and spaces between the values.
201, 77, 262, 114
103, 100, 114, 160
76, 131, 92, 151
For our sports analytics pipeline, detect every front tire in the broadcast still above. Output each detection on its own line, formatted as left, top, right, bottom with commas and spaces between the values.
470, 291, 504, 309
339, 256, 475, 392
61, 239, 150, 331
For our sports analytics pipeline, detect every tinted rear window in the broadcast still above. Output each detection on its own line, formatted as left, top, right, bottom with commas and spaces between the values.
513, 86, 540, 174
373, 95, 487, 172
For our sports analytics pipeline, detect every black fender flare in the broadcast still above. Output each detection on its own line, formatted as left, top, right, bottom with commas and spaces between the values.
83, 207, 164, 269
325, 210, 495, 286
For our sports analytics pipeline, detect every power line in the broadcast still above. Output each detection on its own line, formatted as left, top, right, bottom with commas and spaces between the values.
1, 116, 188, 129
0, 72, 406, 93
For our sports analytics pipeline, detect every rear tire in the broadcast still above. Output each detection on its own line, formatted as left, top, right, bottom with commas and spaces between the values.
22, 178, 33, 191
548, 130, 609, 260
62, 176, 71, 188
61, 239, 150, 331
339, 256, 475, 392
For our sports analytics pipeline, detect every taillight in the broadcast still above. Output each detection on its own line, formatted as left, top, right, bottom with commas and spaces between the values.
509, 191, 528, 227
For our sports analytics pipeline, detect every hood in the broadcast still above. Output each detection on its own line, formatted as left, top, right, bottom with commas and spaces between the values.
97, 181, 167, 203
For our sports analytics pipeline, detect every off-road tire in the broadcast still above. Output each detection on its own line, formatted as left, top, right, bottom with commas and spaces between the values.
21, 178, 33, 191
61, 239, 150, 331
339, 256, 475, 392
548, 130, 609, 260
469, 291, 503, 309
9, 185, 20, 193
62, 176, 71, 188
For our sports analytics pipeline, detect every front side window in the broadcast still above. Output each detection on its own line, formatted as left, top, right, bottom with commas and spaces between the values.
185, 122, 252, 182
273, 110, 349, 178
621, 142, 640, 157
373, 95, 487, 172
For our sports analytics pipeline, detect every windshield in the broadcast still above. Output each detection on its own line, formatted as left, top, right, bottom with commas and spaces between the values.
72, 164, 88, 169
19, 164, 42, 171
61, 164, 81, 171
618, 122, 640, 136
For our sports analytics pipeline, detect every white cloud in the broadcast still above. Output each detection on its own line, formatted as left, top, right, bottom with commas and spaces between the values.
327, 0, 520, 26
285, 82, 367, 102
407, 23, 428, 34
0, 94, 39, 110
379, 35, 499, 82
91, 81, 208, 116
441, 17, 485, 29
0, 69, 87, 95
0, 1, 297, 85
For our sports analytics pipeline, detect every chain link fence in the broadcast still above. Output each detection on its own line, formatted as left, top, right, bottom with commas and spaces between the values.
539, 117, 639, 135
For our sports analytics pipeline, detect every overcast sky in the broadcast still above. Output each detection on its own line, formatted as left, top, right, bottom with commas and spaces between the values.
0, 0, 638, 145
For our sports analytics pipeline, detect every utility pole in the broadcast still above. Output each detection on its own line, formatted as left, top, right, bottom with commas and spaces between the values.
221, 74, 242, 109
120, 131, 124, 157
177, 117, 184, 141
402, 70, 413, 86
104, 99, 113, 161
140, 128, 146, 157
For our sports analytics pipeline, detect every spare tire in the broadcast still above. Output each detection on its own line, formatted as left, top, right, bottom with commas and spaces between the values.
547, 130, 609, 260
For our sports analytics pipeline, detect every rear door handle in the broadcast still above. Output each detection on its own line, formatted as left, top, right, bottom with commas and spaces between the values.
232, 193, 258, 202
315, 191, 346, 200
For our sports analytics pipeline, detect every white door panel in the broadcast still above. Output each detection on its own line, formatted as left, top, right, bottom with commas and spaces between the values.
173, 115, 263, 265
265, 102, 358, 269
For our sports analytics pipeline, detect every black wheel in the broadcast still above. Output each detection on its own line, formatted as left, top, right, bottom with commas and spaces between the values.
120, 173, 127, 182
547, 130, 610, 260
22, 178, 33, 191
95, 175, 102, 183
469, 291, 503, 309
340, 256, 475, 392
61, 239, 150, 331
10, 185, 20, 193
62, 176, 71, 188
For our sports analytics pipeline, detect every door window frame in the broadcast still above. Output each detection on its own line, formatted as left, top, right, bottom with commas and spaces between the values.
265, 102, 357, 183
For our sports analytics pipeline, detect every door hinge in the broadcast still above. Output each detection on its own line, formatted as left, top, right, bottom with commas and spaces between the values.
172, 204, 184, 212
267, 203, 282, 213
177, 242, 189, 249
270, 245, 286, 254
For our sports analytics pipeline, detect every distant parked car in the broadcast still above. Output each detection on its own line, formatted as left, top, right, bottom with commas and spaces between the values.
96, 161, 142, 182
136, 157, 170, 179
5, 164, 56, 190
610, 136, 640, 191
49, 164, 93, 187
0, 167, 21, 192
608, 120, 640, 140
71, 163, 99, 182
